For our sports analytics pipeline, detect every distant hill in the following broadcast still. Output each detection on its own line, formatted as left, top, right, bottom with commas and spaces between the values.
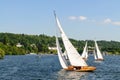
0, 32, 120, 57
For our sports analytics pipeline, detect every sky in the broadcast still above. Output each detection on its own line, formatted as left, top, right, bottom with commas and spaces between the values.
0, 0, 120, 41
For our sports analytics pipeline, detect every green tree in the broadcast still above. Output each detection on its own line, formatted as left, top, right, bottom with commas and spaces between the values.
3, 35, 9, 45
0, 48, 5, 59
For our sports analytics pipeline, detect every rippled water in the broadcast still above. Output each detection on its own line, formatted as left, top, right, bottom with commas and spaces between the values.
0, 54, 120, 80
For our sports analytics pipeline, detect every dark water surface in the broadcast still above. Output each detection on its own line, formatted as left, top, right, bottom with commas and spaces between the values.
0, 54, 120, 80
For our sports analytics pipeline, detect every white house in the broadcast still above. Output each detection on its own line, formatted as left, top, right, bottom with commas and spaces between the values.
48, 47, 57, 50
16, 43, 23, 47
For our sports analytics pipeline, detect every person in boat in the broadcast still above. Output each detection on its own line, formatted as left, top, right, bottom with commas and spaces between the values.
73, 68, 76, 70
74, 66, 81, 70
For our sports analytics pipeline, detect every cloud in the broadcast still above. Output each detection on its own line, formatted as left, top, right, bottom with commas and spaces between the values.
69, 16, 77, 20
112, 22, 120, 26
79, 16, 87, 21
104, 18, 112, 23
104, 18, 120, 26
68, 16, 120, 26
68, 16, 87, 21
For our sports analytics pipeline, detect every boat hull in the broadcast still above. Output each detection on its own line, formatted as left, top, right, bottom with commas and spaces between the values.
82, 58, 87, 61
95, 59, 104, 61
65, 66, 96, 72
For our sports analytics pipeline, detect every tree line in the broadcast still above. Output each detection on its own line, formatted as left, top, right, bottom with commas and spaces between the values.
0, 32, 120, 58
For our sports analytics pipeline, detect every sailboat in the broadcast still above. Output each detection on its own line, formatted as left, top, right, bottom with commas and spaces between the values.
94, 40, 104, 61
81, 41, 88, 60
54, 11, 96, 72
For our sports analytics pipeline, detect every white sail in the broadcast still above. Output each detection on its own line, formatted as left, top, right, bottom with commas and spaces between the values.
56, 36, 68, 68
81, 41, 88, 59
54, 12, 87, 66
93, 50, 97, 60
94, 40, 104, 60
63, 50, 69, 60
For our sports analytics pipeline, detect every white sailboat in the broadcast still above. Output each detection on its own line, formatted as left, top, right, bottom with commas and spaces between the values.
94, 40, 104, 61
54, 11, 96, 71
81, 41, 88, 60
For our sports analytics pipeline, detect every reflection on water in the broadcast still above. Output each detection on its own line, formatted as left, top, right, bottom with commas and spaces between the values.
57, 69, 88, 80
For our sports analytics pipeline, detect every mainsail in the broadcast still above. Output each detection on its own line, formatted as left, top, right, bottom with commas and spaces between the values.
54, 12, 87, 66
94, 40, 104, 60
81, 41, 88, 59
56, 35, 68, 68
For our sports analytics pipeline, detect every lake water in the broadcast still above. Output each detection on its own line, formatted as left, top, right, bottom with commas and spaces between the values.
0, 54, 120, 80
